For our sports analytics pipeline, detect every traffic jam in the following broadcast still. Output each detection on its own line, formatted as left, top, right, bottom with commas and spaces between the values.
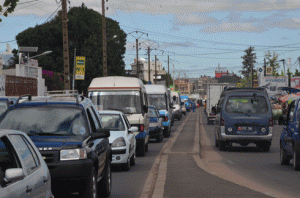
1, 76, 300, 198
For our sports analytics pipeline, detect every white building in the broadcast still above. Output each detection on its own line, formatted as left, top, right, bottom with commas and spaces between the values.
130, 58, 167, 84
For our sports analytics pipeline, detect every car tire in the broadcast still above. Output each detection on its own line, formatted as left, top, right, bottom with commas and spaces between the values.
163, 127, 170, 138
280, 144, 290, 165
130, 151, 136, 166
156, 129, 163, 143
145, 142, 149, 152
98, 159, 112, 197
138, 141, 146, 156
81, 167, 97, 198
215, 135, 219, 147
293, 150, 300, 171
123, 157, 131, 171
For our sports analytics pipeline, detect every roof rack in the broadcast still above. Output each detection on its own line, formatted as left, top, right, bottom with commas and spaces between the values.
44, 90, 79, 97
223, 87, 266, 92
16, 95, 32, 104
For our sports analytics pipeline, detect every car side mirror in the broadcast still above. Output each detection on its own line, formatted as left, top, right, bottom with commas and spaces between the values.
91, 129, 110, 140
4, 168, 24, 183
143, 105, 148, 113
129, 126, 138, 133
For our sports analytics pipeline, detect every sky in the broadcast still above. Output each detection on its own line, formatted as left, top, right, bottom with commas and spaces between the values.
1, 0, 300, 78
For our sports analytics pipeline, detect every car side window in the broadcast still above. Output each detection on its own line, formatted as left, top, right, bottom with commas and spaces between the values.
0, 136, 20, 186
86, 108, 97, 132
90, 106, 102, 129
122, 115, 131, 129
9, 135, 39, 175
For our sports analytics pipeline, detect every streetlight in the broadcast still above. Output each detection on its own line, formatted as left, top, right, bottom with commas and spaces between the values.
29, 51, 52, 59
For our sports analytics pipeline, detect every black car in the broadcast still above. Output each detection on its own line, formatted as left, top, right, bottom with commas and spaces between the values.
0, 94, 112, 198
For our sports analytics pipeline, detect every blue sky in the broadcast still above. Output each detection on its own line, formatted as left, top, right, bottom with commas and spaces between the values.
1, 0, 300, 78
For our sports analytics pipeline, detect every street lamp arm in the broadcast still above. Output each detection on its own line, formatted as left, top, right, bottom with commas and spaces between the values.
29, 51, 53, 59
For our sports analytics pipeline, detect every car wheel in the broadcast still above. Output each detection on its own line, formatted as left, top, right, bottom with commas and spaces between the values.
215, 135, 219, 147
98, 159, 112, 197
81, 167, 97, 198
293, 150, 300, 171
130, 150, 136, 166
280, 144, 290, 165
145, 142, 149, 152
123, 157, 131, 171
138, 141, 146, 156
163, 127, 170, 138
156, 130, 163, 143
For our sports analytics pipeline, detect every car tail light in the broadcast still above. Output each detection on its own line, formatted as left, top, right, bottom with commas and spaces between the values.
165, 116, 168, 121
140, 124, 144, 132
220, 117, 225, 126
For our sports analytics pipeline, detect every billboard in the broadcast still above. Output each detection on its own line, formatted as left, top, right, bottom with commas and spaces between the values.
75, 56, 85, 80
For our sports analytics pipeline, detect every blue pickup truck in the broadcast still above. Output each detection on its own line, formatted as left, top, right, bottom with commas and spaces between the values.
180, 95, 191, 112
280, 97, 300, 170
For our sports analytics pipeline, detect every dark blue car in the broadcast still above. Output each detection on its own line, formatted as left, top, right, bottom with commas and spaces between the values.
148, 105, 163, 143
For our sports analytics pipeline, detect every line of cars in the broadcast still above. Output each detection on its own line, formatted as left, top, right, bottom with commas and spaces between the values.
0, 76, 187, 197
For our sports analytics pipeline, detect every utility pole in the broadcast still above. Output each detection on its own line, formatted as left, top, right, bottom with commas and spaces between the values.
148, 46, 150, 83
136, 38, 139, 78
167, 55, 169, 87
102, 0, 107, 77
62, 0, 70, 90
251, 60, 254, 88
172, 64, 175, 88
72, 48, 76, 91
155, 55, 157, 84
264, 58, 266, 76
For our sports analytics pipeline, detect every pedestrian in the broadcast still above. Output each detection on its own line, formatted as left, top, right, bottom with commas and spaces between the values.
192, 101, 195, 112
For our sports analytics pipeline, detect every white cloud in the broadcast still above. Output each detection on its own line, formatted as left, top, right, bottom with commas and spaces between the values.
202, 22, 263, 33
174, 14, 217, 26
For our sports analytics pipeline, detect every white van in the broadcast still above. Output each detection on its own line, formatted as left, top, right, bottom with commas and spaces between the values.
88, 76, 149, 156
170, 91, 183, 120
144, 85, 173, 137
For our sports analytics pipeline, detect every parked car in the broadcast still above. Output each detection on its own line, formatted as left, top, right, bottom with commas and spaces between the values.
214, 88, 273, 151
148, 105, 164, 143
0, 129, 53, 198
0, 94, 112, 197
98, 110, 138, 171
279, 98, 300, 170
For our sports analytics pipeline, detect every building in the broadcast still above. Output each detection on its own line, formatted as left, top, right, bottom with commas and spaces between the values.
130, 58, 167, 84
175, 79, 193, 94
215, 65, 229, 78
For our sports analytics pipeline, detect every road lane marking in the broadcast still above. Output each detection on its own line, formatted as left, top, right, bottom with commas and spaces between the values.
152, 155, 168, 198
140, 111, 192, 198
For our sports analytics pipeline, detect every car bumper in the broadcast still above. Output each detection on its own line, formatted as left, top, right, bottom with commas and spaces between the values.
220, 134, 273, 142
111, 147, 129, 164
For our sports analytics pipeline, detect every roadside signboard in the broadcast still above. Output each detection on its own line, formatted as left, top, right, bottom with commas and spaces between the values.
75, 56, 85, 80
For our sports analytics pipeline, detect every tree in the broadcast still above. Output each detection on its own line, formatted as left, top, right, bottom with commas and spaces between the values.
0, 0, 19, 22
264, 51, 280, 76
14, 4, 127, 93
240, 46, 257, 87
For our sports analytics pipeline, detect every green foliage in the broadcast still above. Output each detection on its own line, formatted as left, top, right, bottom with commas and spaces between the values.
165, 73, 173, 87
240, 46, 257, 78
42, 71, 64, 91
0, 0, 19, 22
294, 69, 300, 77
264, 51, 280, 76
14, 4, 127, 93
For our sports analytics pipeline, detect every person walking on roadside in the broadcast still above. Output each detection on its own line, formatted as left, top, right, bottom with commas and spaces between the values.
192, 101, 195, 112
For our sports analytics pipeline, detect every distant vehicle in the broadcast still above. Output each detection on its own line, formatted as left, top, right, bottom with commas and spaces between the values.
0, 130, 53, 198
0, 94, 112, 197
148, 105, 164, 142
279, 98, 300, 170
171, 92, 184, 120
98, 110, 138, 171
181, 95, 191, 112
206, 83, 231, 125
214, 88, 273, 151
145, 85, 174, 138
88, 76, 150, 157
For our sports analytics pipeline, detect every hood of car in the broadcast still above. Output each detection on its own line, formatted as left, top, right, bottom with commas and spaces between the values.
108, 131, 127, 143
29, 136, 86, 149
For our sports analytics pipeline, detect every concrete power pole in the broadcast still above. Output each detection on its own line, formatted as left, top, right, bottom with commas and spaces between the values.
136, 39, 139, 78
155, 55, 157, 84
102, 0, 107, 77
148, 46, 150, 83
62, 0, 70, 90
167, 55, 169, 87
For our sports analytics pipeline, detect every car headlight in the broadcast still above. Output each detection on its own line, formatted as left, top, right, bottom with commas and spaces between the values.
60, 148, 87, 161
112, 137, 126, 147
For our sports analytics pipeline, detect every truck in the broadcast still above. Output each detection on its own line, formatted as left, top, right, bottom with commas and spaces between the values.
206, 83, 234, 125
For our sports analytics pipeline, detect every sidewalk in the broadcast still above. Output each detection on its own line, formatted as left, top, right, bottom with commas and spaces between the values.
157, 109, 274, 198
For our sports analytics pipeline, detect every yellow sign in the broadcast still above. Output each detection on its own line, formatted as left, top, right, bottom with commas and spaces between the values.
75, 56, 85, 80
237, 83, 242, 88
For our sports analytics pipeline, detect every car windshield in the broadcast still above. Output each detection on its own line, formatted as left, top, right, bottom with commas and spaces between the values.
0, 100, 8, 115
89, 91, 142, 114
148, 108, 157, 118
98, 114, 125, 131
148, 94, 167, 110
0, 106, 89, 136
225, 96, 268, 114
